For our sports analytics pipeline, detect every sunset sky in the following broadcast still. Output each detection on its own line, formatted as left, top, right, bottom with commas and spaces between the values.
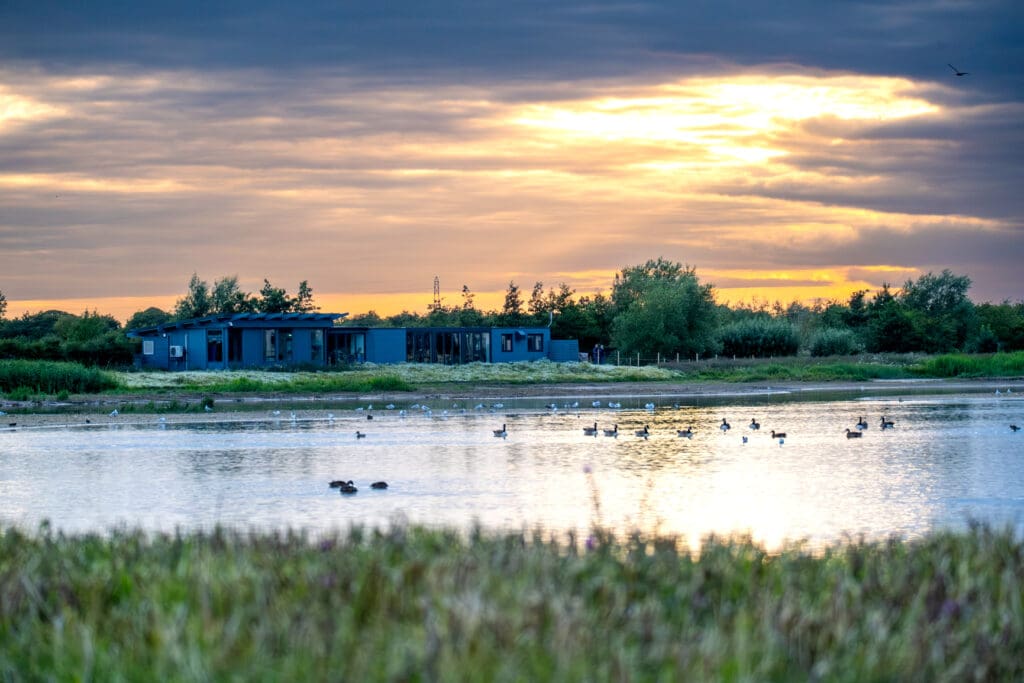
2, 1, 1022, 322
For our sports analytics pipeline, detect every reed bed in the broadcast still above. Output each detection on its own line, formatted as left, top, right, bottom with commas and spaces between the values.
0, 360, 117, 395
1, 523, 1022, 681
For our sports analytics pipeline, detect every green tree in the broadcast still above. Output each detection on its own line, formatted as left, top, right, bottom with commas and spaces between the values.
899, 269, 976, 352
864, 284, 919, 353
610, 272, 719, 359
609, 259, 718, 358
294, 280, 318, 313
257, 279, 291, 313
211, 276, 256, 314
975, 301, 1024, 351
499, 281, 525, 326
458, 285, 485, 326
175, 273, 212, 319
0, 289, 7, 320
125, 307, 173, 331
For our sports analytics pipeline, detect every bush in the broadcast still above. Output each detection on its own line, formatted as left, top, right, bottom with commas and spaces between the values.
717, 319, 800, 358
808, 328, 863, 357
0, 360, 118, 394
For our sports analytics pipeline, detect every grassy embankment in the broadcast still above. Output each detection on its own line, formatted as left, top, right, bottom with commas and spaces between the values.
1, 523, 1022, 680
2, 351, 1023, 402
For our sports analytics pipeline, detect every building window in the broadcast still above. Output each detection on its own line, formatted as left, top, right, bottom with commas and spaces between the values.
501, 333, 513, 352
264, 329, 277, 362
527, 333, 544, 352
142, 340, 154, 356
311, 329, 324, 363
207, 329, 223, 363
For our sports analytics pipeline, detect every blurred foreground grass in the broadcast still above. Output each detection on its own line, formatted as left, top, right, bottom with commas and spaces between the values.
2, 523, 1022, 681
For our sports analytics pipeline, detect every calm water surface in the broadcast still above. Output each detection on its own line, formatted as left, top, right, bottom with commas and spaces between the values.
2, 390, 1023, 549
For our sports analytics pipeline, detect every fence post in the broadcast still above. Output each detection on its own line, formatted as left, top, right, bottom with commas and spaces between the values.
617, 350, 620, 365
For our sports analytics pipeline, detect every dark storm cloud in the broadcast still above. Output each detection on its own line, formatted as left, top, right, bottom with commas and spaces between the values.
2, 1, 1022, 96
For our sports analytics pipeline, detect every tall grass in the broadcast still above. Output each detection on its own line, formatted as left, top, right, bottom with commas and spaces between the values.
912, 351, 1024, 378
1, 523, 1022, 680
0, 360, 117, 395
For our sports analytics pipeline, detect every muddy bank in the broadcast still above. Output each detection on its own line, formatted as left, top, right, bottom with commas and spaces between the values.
2, 377, 1021, 431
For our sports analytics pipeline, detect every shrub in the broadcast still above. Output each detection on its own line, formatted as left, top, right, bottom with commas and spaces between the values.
808, 328, 863, 357
717, 319, 800, 358
0, 360, 118, 394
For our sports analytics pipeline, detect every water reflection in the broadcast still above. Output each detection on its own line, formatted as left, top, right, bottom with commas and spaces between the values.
0, 392, 1022, 549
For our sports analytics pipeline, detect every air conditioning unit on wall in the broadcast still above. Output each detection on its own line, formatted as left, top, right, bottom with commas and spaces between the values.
169, 345, 184, 358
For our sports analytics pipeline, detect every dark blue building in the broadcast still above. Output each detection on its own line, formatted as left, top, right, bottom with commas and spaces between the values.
128, 313, 579, 370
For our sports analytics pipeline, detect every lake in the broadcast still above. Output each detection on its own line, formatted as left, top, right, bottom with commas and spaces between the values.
2, 385, 1023, 550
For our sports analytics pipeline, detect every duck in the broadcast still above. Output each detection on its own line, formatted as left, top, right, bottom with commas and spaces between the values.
634, 425, 650, 438
355, 431, 367, 439
845, 428, 863, 439
582, 422, 599, 436
770, 430, 787, 439
720, 418, 731, 431
493, 424, 507, 438
1011, 425, 1020, 432
856, 416, 868, 430
677, 426, 694, 438
749, 418, 760, 430
329, 479, 349, 488
603, 424, 619, 437
339, 481, 358, 494
370, 481, 388, 489
880, 416, 895, 429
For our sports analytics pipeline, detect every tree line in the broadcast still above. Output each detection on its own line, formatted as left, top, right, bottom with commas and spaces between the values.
1, 261, 1022, 367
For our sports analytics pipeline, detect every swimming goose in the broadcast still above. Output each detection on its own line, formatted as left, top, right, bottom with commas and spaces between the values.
603, 424, 619, 437
770, 430, 787, 439
355, 431, 367, 439
749, 418, 760, 430
370, 481, 389, 489
677, 426, 694, 438
582, 422, 599, 436
338, 481, 358, 494
720, 418, 731, 431
856, 416, 868, 430
845, 428, 863, 439
634, 425, 650, 438
493, 424, 507, 437
880, 416, 895, 430
1011, 424, 1020, 432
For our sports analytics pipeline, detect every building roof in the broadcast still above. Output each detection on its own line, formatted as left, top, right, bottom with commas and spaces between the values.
127, 312, 347, 337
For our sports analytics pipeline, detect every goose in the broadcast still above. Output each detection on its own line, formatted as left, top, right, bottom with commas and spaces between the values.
634, 425, 650, 438
720, 418, 731, 431
339, 481, 358, 494
582, 422, 599, 436
370, 481, 389, 489
355, 431, 367, 439
947, 63, 969, 76
856, 416, 868, 430
749, 418, 760, 430
493, 424, 507, 438
880, 416, 895, 430
1011, 425, 1020, 432
603, 424, 619, 437
770, 430, 787, 439
329, 480, 348, 488
677, 426, 694, 438
846, 428, 863, 439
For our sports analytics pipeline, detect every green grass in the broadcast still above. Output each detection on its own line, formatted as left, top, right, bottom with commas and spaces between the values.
911, 351, 1024, 378
667, 355, 915, 382
1, 523, 1022, 681
0, 359, 118, 395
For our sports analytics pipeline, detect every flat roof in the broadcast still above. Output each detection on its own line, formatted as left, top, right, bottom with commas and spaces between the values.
127, 312, 347, 336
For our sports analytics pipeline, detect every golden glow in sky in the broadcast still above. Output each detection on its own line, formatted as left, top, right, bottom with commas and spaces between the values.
1, 67, 1014, 320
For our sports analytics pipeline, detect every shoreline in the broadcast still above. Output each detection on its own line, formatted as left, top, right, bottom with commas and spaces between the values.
3, 376, 1021, 431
